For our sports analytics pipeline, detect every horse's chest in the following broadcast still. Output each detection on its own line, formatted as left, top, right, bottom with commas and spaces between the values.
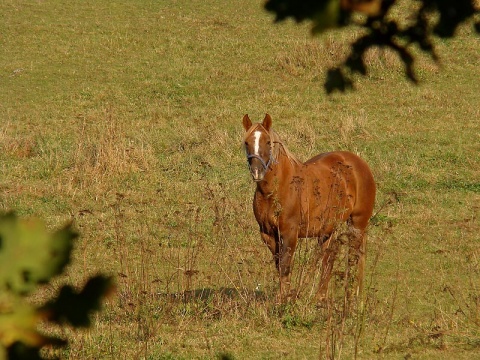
253, 191, 280, 230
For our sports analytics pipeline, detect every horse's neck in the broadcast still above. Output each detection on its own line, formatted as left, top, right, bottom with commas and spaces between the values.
256, 151, 297, 195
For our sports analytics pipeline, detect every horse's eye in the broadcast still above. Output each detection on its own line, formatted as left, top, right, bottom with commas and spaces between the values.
267, 141, 271, 145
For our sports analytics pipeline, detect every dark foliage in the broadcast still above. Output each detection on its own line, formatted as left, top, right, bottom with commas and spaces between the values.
40, 275, 114, 328
0, 213, 114, 360
265, 0, 480, 92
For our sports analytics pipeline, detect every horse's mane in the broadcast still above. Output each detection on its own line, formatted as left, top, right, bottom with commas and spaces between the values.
243, 124, 302, 166
270, 129, 303, 166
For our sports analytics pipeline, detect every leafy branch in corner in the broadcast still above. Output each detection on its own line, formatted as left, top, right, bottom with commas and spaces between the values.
264, 0, 480, 93
0, 212, 114, 360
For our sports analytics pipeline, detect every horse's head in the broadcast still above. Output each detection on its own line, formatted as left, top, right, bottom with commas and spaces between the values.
242, 113, 274, 182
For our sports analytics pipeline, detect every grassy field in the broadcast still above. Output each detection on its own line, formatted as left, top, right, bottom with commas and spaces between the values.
1, 1, 480, 359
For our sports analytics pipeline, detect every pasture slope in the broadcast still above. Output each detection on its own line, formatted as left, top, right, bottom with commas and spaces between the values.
1, 1, 479, 359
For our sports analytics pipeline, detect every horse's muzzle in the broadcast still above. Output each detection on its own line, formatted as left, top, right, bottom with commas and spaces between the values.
246, 153, 271, 182
251, 168, 265, 182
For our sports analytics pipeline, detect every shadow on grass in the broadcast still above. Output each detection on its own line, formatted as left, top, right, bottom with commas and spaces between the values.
156, 287, 268, 302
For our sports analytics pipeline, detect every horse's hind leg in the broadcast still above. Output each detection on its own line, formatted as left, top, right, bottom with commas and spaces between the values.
359, 236, 367, 303
348, 215, 368, 299
349, 171, 375, 299
316, 234, 339, 302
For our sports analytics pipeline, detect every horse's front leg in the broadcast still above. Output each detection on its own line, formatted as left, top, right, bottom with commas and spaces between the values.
277, 228, 298, 301
260, 232, 278, 263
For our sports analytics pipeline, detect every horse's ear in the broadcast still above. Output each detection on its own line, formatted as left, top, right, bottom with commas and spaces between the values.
242, 114, 252, 131
262, 113, 272, 131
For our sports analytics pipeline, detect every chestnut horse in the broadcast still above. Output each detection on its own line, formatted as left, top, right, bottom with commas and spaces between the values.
242, 114, 376, 301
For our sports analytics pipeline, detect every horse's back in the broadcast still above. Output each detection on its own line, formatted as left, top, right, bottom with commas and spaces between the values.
305, 151, 376, 227
305, 151, 372, 177
305, 150, 359, 165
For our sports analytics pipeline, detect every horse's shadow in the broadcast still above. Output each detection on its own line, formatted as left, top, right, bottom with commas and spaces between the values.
157, 287, 268, 303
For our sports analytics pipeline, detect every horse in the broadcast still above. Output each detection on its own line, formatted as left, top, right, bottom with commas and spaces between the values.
242, 114, 376, 301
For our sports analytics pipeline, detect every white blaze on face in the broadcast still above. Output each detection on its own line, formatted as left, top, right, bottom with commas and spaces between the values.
253, 130, 262, 155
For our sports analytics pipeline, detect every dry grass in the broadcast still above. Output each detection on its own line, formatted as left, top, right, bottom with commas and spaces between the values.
67, 107, 157, 192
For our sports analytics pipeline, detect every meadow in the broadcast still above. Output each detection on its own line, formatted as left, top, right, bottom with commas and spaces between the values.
1, 0, 479, 359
